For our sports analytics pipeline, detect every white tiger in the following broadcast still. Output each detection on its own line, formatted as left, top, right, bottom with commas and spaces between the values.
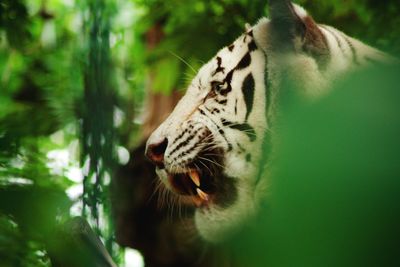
145, 0, 394, 242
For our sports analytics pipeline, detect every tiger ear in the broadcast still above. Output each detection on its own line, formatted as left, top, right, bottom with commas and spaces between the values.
268, 1, 330, 67
268, 0, 307, 49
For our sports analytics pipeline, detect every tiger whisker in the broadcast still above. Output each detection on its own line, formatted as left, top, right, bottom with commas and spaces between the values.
149, 179, 164, 204
195, 160, 213, 175
201, 153, 224, 158
197, 156, 225, 169
168, 50, 197, 74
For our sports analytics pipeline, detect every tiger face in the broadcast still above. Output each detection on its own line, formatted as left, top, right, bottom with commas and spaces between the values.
145, 21, 268, 242
146, 1, 391, 242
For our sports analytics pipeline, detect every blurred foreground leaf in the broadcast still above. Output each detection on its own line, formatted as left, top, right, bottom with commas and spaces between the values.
0, 185, 70, 267
229, 65, 400, 267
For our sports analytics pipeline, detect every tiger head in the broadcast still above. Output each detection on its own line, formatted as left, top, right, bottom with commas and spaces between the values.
146, 21, 269, 242
145, 1, 390, 242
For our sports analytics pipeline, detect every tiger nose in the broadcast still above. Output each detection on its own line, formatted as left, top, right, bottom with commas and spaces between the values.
145, 138, 168, 168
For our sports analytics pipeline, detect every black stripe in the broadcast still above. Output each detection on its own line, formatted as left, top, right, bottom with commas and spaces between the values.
321, 25, 345, 55
212, 56, 225, 76
237, 142, 246, 153
169, 133, 193, 156
200, 108, 232, 151
216, 42, 256, 96
245, 154, 251, 162
248, 40, 257, 52
228, 44, 235, 51
204, 106, 213, 113
242, 73, 255, 121
235, 52, 251, 70
174, 138, 202, 160
234, 99, 238, 115
221, 119, 256, 142
255, 54, 271, 186
342, 35, 360, 65
171, 128, 189, 145
211, 108, 220, 114
217, 99, 227, 105
220, 71, 233, 95
229, 123, 256, 141
205, 106, 221, 114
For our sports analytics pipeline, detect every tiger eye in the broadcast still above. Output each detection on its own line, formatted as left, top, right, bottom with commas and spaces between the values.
211, 81, 225, 93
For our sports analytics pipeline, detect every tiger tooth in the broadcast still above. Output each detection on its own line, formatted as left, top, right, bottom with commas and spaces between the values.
196, 188, 209, 201
189, 170, 200, 187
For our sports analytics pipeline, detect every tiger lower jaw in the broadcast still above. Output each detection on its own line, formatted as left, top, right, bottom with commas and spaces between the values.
156, 164, 259, 242
194, 178, 258, 243
156, 166, 217, 206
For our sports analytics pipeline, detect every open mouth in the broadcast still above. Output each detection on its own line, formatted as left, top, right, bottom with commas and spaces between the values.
160, 148, 237, 209
168, 168, 216, 207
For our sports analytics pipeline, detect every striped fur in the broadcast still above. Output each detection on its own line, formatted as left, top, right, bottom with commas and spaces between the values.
146, 2, 394, 242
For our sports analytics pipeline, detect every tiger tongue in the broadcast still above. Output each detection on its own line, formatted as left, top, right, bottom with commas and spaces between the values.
189, 169, 200, 187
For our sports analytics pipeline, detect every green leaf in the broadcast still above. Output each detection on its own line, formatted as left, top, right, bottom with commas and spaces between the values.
152, 57, 180, 94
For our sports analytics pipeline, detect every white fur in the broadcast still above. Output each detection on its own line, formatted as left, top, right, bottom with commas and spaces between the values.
195, 179, 258, 242
293, 3, 308, 18
147, 2, 393, 243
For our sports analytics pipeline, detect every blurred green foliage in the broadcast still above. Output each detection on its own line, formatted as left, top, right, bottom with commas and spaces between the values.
0, 0, 123, 265
80, 0, 121, 261
229, 64, 400, 267
134, 0, 400, 95
297, 0, 400, 56
133, 0, 267, 94
0, 0, 399, 266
